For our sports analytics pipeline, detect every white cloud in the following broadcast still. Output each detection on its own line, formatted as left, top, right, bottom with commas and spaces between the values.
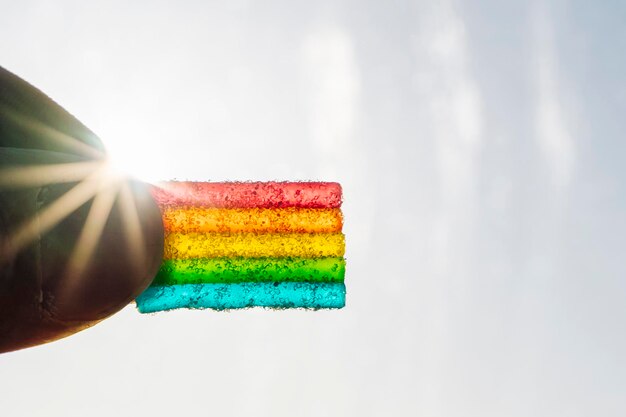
532, 3, 576, 187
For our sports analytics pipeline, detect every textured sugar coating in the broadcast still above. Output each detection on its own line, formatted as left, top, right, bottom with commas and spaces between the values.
162, 207, 342, 233
136, 282, 346, 312
138, 180, 346, 313
153, 257, 346, 285
163, 232, 345, 259
151, 181, 342, 209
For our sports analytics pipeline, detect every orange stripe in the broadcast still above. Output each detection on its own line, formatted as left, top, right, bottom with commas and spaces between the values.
161, 207, 343, 233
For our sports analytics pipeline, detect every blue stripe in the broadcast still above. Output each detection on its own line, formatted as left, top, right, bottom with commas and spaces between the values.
136, 282, 346, 313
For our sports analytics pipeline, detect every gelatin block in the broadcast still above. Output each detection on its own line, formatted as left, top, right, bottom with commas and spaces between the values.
162, 207, 343, 233
151, 181, 342, 209
153, 257, 346, 285
136, 282, 346, 312
163, 232, 345, 259
138, 180, 346, 313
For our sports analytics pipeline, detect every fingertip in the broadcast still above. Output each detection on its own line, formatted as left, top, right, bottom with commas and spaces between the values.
40, 178, 164, 322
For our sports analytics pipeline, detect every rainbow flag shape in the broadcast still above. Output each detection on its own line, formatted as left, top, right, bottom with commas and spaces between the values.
136, 182, 346, 313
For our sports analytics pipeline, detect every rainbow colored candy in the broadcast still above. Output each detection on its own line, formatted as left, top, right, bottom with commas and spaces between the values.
136, 182, 345, 312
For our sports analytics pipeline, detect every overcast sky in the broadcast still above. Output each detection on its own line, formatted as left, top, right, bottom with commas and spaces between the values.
1, 1, 626, 416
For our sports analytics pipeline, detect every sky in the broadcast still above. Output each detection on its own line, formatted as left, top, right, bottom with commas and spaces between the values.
1, 1, 626, 416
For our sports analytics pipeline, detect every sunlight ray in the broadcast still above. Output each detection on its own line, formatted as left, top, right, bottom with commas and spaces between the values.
0, 168, 108, 264
118, 182, 147, 277
0, 160, 102, 189
62, 179, 121, 296
0, 103, 104, 159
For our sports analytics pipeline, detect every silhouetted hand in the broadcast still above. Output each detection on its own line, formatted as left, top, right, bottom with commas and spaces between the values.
0, 66, 164, 353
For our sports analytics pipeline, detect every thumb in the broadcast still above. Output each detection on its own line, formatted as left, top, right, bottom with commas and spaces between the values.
0, 67, 164, 353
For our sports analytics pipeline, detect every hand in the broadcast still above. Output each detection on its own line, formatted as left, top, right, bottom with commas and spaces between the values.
0, 66, 164, 353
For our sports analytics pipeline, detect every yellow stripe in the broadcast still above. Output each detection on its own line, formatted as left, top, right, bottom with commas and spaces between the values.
164, 232, 345, 259
162, 207, 342, 233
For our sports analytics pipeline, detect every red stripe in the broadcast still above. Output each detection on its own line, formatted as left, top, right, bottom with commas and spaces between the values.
151, 181, 342, 209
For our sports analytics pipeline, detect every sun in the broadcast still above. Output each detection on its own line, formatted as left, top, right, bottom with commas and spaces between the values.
103, 137, 164, 184
97, 125, 165, 184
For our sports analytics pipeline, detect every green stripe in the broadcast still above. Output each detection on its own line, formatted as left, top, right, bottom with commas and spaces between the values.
153, 257, 345, 285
